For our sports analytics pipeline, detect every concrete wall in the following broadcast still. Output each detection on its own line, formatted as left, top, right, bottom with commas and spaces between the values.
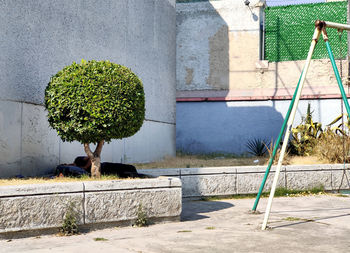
176, 0, 348, 99
141, 164, 350, 198
0, 177, 182, 234
0, 0, 176, 177
176, 0, 350, 154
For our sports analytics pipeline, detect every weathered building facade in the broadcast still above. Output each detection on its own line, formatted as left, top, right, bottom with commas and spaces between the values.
176, 0, 349, 154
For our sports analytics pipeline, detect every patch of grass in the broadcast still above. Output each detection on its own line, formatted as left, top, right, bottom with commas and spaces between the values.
0, 174, 126, 186
205, 226, 215, 230
200, 186, 325, 201
177, 230, 192, 233
283, 217, 302, 221
336, 194, 349, 197
94, 237, 108, 241
283, 217, 315, 222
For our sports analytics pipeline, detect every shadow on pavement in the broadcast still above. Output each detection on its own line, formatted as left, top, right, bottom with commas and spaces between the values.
271, 213, 350, 229
181, 199, 234, 222
272, 207, 350, 213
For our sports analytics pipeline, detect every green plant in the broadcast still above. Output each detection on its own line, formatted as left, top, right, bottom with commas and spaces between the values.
326, 114, 350, 136
290, 103, 322, 156
177, 230, 192, 233
199, 186, 325, 201
60, 202, 79, 236
134, 204, 148, 227
45, 60, 145, 178
94, 237, 108, 241
246, 138, 268, 157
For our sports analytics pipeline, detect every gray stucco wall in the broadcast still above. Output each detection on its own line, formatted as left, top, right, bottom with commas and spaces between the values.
0, 0, 176, 177
176, 99, 347, 154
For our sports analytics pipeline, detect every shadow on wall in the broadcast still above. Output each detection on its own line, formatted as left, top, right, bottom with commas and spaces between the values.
177, 1, 229, 92
176, 101, 284, 155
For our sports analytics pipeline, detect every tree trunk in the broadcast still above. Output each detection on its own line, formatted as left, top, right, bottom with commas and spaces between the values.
84, 140, 105, 178
90, 156, 101, 178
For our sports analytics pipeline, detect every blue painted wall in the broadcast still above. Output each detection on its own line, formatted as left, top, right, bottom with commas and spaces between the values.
176, 99, 346, 155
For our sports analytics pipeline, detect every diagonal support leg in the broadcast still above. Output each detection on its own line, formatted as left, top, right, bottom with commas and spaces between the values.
261, 27, 321, 230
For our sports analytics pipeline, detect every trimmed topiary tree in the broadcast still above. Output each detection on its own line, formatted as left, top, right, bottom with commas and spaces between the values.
45, 60, 145, 178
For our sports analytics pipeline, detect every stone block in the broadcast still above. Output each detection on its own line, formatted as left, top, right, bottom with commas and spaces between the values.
236, 171, 286, 194
85, 188, 181, 224
139, 168, 181, 177
331, 169, 350, 190
181, 174, 237, 197
83, 177, 181, 192
0, 193, 84, 233
180, 166, 237, 175
286, 170, 332, 190
0, 182, 84, 197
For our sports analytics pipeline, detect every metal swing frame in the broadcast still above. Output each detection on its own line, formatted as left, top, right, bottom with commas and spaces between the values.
250, 20, 350, 230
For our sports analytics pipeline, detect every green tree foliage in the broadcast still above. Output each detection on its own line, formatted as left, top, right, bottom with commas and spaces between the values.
45, 60, 145, 177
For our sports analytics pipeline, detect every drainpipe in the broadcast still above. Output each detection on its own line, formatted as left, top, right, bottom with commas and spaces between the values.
257, 0, 266, 60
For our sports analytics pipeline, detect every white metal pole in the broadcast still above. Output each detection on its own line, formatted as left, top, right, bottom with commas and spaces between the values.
261, 27, 321, 230
324, 21, 350, 31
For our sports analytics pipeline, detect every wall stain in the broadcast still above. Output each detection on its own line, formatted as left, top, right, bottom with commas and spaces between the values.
185, 67, 194, 85
207, 25, 229, 89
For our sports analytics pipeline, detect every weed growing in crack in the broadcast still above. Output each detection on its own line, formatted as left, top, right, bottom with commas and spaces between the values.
134, 203, 148, 227
60, 202, 79, 236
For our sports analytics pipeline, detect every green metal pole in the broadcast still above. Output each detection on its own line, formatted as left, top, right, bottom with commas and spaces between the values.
324, 40, 350, 116
253, 26, 321, 212
251, 75, 301, 211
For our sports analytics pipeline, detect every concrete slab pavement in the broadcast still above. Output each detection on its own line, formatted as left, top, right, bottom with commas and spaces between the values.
1, 195, 349, 253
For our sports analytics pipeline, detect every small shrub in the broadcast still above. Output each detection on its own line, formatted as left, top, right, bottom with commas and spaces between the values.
246, 138, 268, 157
45, 60, 145, 177
265, 140, 291, 165
134, 204, 148, 227
315, 129, 350, 163
60, 202, 79, 236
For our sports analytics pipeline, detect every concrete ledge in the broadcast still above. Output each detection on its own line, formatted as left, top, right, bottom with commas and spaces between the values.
140, 164, 350, 198
0, 177, 181, 234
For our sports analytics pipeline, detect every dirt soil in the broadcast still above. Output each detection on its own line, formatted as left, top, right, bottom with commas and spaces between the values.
133, 154, 328, 169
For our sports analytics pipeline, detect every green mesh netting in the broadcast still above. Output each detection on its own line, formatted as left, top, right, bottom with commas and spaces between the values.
265, 1, 348, 62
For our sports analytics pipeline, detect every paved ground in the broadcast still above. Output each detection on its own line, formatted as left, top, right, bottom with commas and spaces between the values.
1, 194, 350, 253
